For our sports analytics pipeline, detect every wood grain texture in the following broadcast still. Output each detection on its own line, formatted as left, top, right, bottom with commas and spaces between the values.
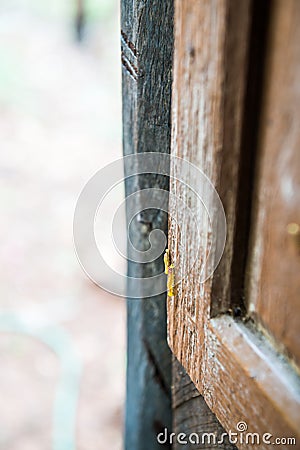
168, 0, 251, 377
172, 315, 300, 450
167, 0, 300, 447
121, 1, 174, 449
205, 316, 300, 449
246, 0, 300, 366
172, 357, 236, 450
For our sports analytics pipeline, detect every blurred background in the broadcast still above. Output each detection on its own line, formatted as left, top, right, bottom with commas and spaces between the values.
0, 0, 125, 449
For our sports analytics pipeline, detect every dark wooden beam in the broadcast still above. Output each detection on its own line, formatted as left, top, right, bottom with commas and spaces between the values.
121, 1, 174, 449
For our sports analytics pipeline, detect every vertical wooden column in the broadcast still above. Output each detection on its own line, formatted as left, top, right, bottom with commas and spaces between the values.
121, 1, 174, 449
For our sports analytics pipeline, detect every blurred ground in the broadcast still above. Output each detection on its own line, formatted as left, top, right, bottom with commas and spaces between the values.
0, 1, 125, 449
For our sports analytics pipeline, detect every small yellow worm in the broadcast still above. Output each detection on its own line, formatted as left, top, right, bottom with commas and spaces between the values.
164, 249, 174, 297
167, 264, 175, 297
164, 249, 170, 274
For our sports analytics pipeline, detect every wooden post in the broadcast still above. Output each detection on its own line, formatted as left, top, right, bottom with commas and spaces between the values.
121, 1, 174, 449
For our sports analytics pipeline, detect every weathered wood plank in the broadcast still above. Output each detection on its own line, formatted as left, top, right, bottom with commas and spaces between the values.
121, 1, 174, 449
167, 0, 300, 447
172, 357, 236, 450
246, 0, 300, 366
204, 316, 300, 449
168, 0, 251, 378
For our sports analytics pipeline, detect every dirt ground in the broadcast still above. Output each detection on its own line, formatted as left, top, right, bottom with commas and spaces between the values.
0, 1, 125, 449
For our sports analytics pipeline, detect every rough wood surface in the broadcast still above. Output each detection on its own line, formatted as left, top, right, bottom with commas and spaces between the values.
246, 0, 300, 366
172, 357, 236, 450
205, 316, 300, 449
167, 0, 300, 448
121, 1, 174, 449
168, 0, 251, 379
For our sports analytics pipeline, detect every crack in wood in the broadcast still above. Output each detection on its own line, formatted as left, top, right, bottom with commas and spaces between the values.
121, 30, 138, 58
143, 338, 171, 399
121, 30, 142, 81
121, 52, 138, 81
